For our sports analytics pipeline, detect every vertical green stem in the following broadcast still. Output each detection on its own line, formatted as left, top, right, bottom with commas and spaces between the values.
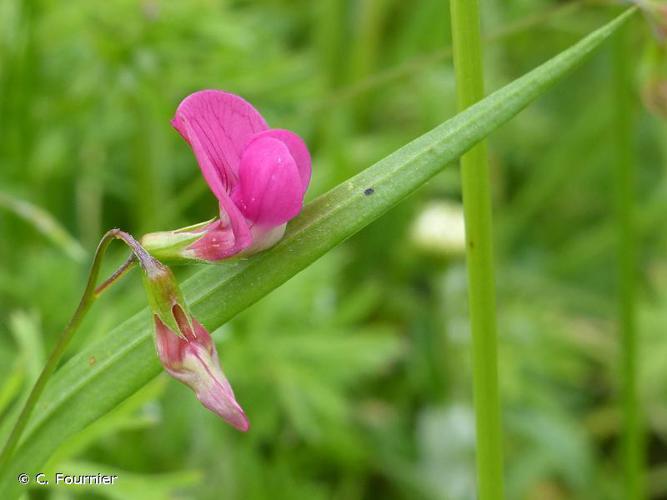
449, 1, 504, 499
613, 23, 644, 500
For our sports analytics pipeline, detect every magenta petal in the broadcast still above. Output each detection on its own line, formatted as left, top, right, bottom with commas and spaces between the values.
154, 316, 186, 371
236, 136, 304, 226
177, 118, 253, 256
154, 316, 249, 431
195, 366, 250, 432
188, 217, 251, 261
183, 342, 249, 431
171, 90, 268, 194
217, 194, 253, 253
250, 129, 312, 192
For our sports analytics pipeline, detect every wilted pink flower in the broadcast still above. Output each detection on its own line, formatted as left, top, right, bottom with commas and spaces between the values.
155, 304, 249, 431
138, 251, 248, 431
142, 90, 311, 262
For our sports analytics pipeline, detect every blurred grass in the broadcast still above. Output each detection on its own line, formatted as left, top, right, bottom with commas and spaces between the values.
0, 1, 665, 499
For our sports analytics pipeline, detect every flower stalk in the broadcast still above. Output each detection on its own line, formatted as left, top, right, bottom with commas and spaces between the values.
0, 229, 139, 469
449, 0, 505, 498
0, 224, 250, 469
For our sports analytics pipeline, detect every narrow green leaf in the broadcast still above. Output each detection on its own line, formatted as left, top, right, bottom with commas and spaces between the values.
9, 311, 45, 385
0, 192, 86, 262
0, 9, 634, 496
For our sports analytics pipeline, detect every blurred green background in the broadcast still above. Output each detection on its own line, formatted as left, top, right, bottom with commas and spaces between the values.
1, 0, 666, 499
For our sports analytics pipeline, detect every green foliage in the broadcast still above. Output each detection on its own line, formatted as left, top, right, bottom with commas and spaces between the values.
0, 1, 664, 499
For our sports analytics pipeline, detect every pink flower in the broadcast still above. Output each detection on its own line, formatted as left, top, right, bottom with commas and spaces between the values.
128, 236, 247, 430
145, 90, 311, 262
155, 304, 249, 431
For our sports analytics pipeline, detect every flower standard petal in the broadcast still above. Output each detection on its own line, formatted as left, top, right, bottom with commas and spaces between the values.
171, 89, 268, 192
235, 136, 304, 226
182, 120, 254, 255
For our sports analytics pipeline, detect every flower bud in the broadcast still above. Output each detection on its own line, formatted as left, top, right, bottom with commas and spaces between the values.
141, 257, 248, 430
154, 306, 249, 431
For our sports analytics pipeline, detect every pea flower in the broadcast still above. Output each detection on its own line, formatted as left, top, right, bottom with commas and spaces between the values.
142, 90, 312, 262
142, 255, 249, 431
154, 307, 249, 431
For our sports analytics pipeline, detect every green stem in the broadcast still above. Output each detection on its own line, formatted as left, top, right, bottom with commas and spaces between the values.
613, 22, 644, 500
449, 1, 504, 499
94, 254, 137, 297
0, 229, 143, 468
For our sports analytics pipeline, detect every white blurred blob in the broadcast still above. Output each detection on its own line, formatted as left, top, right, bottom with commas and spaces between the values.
411, 201, 466, 257
417, 404, 477, 500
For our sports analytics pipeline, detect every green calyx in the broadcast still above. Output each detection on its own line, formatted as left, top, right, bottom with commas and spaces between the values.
140, 219, 214, 262
140, 259, 192, 338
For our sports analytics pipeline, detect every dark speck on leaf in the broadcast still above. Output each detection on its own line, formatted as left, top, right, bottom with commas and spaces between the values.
364, 188, 375, 196
88, 355, 96, 366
